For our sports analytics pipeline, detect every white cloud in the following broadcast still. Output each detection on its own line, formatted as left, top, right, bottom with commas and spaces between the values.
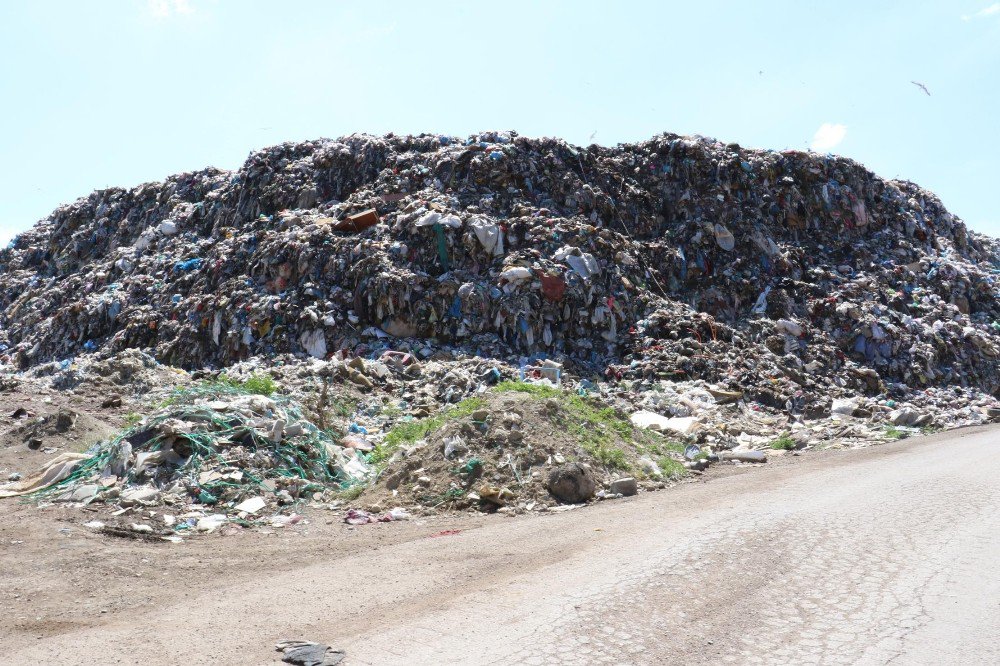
810, 123, 848, 152
148, 0, 195, 19
962, 3, 1000, 20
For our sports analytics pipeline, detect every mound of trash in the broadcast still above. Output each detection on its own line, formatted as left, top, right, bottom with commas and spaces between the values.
0, 384, 370, 530
0, 130, 998, 517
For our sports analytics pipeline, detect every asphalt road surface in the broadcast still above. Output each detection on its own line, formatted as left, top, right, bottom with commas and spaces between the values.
6, 425, 998, 665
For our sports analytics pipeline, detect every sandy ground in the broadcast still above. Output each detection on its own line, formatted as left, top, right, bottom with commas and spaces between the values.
2, 412, 997, 664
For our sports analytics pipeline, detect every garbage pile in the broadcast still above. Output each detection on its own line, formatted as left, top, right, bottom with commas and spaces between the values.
0, 130, 998, 507
0, 384, 371, 529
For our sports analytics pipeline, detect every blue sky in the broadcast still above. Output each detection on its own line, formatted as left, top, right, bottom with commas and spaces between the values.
1, 1, 998, 245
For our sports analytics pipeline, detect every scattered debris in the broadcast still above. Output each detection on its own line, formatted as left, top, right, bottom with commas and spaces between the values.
275, 640, 345, 666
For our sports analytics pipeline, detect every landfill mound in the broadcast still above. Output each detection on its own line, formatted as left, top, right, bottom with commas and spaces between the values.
1, 130, 1000, 517
1, 130, 998, 407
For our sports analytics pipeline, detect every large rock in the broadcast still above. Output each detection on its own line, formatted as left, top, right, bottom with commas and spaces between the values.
546, 462, 596, 504
609, 477, 638, 497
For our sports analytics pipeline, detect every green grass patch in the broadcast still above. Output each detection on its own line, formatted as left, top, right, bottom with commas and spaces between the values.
494, 380, 637, 470
218, 372, 277, 396
495, 380, 561, 398
328, 396, 358, 418
122, 412, 143, 427
883, 425, 908, 440
657, 456, 687, 479
369, 396, 486, 468
157, 373, 279, 408
584, 443, 628, 470
332, 484, 365, 502
769, 435, 797, 450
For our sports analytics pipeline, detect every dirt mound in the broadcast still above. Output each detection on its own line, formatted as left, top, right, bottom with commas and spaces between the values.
361, 382, 688, 513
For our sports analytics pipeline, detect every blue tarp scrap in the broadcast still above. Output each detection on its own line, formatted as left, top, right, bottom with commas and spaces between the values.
174, 258, 203, 272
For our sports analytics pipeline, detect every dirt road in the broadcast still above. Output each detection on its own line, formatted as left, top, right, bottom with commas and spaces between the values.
3, 425, 998, 665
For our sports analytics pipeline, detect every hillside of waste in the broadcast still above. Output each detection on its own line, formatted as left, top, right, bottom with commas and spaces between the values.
1, 131, 999, 520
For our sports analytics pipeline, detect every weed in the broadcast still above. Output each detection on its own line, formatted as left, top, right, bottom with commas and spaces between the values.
495, 380, 562, 398
122, 412, 143, 427
158, 373, 279, 408
584, 443, 629, 470
219, 372, 277, 396
369, 396, 486, 468
883, 425, 908, 440
657, 456, 687, 479
769, 435, 797, 450
332, 484, 365, 502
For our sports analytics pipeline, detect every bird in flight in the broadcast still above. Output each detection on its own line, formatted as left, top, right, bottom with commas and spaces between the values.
911, 81, 931, 96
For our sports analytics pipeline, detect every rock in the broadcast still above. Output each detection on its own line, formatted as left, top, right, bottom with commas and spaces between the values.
27, 438, 43, 450
609, 477, 638, 497
54, 409, 77, 432
101, 394, 123, 408
546, 462, 596, 504
471, 409, 489, 422
8, 472, 22, 482
889, 408, 931, 427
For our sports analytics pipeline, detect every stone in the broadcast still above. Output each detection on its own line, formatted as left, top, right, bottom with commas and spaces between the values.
54, 409, 76, 432
609, 477, 638, 497
546, 462, 596, 504
27, 438, 43, 450
101, 394, 123, 408
889, 408, 931, 427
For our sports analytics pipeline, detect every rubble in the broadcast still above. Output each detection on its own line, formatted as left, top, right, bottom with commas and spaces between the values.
0, 129, 998, 515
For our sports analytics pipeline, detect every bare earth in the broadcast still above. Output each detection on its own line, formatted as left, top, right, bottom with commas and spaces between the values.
1, 425, 997, 665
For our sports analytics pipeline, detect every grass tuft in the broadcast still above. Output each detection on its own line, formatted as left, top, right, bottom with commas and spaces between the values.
368, 396, 486, 468
769, 435, 797, 450
883, 425, 908, 440
657, 456, 687, 479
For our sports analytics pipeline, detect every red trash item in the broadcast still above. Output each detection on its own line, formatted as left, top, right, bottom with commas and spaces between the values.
332, 209, 379, 233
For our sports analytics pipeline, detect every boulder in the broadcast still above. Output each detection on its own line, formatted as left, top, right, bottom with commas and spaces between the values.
546, 462, 596, 504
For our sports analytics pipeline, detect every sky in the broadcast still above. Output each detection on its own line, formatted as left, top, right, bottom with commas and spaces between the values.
1, 0, 999, 246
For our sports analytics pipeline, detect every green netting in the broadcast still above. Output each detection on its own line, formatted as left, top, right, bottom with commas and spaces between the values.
34, 383, 367, 502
